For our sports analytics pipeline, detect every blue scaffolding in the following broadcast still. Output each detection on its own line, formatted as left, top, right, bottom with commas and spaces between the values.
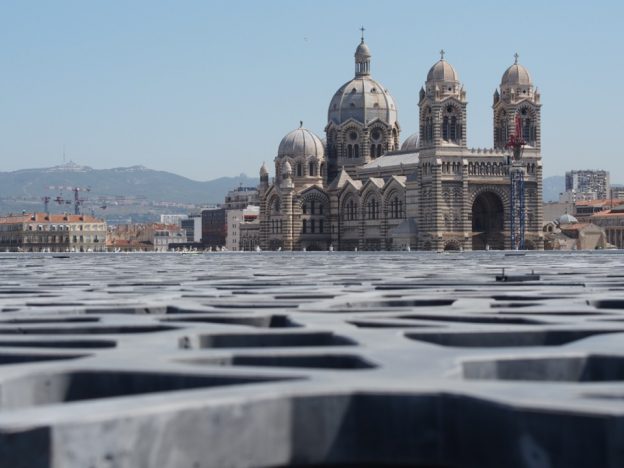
510, 165, 525, 250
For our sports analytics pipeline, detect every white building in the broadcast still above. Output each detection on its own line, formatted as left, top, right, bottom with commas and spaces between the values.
224, 186, 259, 210
226, 206, 260, 251
153, 227, 187, 252
559, 190, 597, 203
565, 170, 610, 200
160, 214, 188, 226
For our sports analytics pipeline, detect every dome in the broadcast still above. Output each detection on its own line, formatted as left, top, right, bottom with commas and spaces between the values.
501, 63, 532, 86
328, 77, 398, 126
283, 160, 292, 174
558, 213, 578, 225
355, 40, 371, 60
401, 132, 419, 151
260, 162, 268, 177
427, 59, 459, 83
277, 125, 325, 160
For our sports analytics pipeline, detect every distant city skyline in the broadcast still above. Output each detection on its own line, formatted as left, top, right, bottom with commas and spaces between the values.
0, 0, 622, 181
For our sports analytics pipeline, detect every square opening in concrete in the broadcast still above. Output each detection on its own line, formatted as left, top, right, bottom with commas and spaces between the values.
0, 325, 178, 335
405, 329, 624, 348
180, 354, 376, 370
0, 352, 88, 365
0, 339, 116, 349
396, 314, 543, 325
185, 331, 356, 349
463, 355, 624, 382
334, 299, 455, 310
162, 314, 299, 328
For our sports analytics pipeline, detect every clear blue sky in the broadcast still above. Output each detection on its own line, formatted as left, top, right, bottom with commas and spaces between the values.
0, 0, 622, 181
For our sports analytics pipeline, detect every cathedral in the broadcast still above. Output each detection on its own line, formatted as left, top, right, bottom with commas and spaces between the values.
258, 35, 543, 251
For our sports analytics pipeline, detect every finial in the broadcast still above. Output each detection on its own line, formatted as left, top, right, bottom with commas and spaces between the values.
299, 120, 303, 128
514, 52, 519, 64
440, 49, 445, 60
360, 26, 365, 42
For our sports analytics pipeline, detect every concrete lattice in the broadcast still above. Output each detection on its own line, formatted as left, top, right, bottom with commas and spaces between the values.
0, 252, 622, 467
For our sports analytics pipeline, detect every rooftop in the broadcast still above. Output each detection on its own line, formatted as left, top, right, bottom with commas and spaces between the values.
0, 213, 104, 224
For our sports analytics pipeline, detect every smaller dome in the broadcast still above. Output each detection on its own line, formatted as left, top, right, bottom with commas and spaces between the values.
427, 59, 459, 83
260, 162, 268, 177
283, 160, 292, 174
355, 40, 371, 59
501, 63, 532, 86
558, 213, 578, 225
277, 125, 325, 160
401, 132, 419, 151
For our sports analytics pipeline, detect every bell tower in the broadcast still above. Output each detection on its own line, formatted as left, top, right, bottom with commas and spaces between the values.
493, 53, 541, 150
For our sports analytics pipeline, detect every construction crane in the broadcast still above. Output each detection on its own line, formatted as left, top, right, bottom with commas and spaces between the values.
70, 187, 90, 215
42, 196, 51, 215
506, 114, 526, 250
47, 186, 91, 215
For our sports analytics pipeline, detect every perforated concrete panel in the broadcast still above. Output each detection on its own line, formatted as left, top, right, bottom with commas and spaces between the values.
0, 251, 623, 467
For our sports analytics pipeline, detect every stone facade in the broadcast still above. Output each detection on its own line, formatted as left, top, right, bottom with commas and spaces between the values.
259, 39, 543, 251
0, 213, 106, 252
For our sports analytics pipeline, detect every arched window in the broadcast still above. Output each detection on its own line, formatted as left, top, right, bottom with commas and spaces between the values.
367, 198, 379, 220
344, 199, 356, 221
500, 117, 508, 147
296, 163, 302, 177
302, 219, 307, 234
425, 117, 433, 141
377, 144, 382, 157
347, 145, 353, 158
309, 162, 315, 176
354, 144, 360, 158
443, 106, 461, 143
370, 144, 376, 159
450, 116, 457, 141
389, 196, 404, 219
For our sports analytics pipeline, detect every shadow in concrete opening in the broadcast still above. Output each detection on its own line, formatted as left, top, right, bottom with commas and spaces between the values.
405, 329, 624, 347
179, 354, 376, 370
282, 392, 614, 468
463, 354, 624, 382
0, 370, 293, 410
162, 314, 300, 328
190, 331, 356, 349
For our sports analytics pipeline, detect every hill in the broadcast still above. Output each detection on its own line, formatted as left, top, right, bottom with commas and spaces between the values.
0, 162, 258, 221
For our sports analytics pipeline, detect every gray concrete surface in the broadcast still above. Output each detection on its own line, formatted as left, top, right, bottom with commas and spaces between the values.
0, 251, 622, 467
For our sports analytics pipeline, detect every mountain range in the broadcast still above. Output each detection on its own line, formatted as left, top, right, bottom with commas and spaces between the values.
0, 162, 258, 222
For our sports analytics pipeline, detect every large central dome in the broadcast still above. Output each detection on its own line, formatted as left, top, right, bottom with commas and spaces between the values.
327, 39, 398, 126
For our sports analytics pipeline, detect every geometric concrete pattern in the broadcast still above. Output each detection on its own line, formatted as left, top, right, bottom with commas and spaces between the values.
0, 252, 623, 467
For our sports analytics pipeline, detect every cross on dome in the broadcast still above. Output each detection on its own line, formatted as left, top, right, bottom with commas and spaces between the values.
360, 26, 365, 42
514, 52, 519, 64
440, 49, 445, 60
